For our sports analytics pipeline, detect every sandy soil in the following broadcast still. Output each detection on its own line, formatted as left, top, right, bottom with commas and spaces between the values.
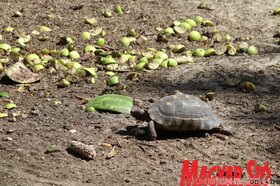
0, 0, 279, 185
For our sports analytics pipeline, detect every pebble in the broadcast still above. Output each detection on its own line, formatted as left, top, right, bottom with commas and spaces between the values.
69, 129, 77, 134
21, 113, 28, 119
159, 159, 168, 164
2, 137, 13, 141
6, 129, 14, 134
30, 107, 40, 115
8, 117, 17, 122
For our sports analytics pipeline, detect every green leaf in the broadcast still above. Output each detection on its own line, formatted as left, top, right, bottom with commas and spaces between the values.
0, 113, 8, 118
45, 145, 61, 154
86, 94, 133, 113
5, 103, 16, 110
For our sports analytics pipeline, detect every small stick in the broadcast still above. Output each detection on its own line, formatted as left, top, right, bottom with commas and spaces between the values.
68, 141, 96, 160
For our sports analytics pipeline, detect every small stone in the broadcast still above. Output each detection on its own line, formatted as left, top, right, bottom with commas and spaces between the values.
85, 17, 97, 25
8, 117, 17, 122
69, 129, 77, 134
230, 153, 239, 159
12, 111, 21, 117
6, 129, 14, 134
30, 107, 40, 115
3, 137, 13, 141
53, 100, 62, 106
159, 159, 168, 164
21, 113, 28, 119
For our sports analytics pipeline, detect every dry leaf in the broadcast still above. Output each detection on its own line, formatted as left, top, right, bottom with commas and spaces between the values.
106, 146, 117, 159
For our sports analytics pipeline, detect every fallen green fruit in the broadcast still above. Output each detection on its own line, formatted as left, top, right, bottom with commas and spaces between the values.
119, 37, 134, 47
114, 4, 124, 14
84, 45, 96, 54
86, 107, 96, 112
107, 76, 119, 86
240, 81, 256, 91
205, 92, 215, 101
39, 26, 52, 32
17, 35, 31, 47
226, 44, 237, 56
105, 71, 116, 76
164, 27, 175, 35
237, 42, 249, 52
85, 17, 97, 25
0, 91, 9, 98
58, 79, 70, 88
101, 56, 116, 65
81, 31, 91, 40
188, 30, 201, 41
0, 113, 8, 118
66, 37, 74, 44
86, 94, 133, 113
184, 18, 197, 27
96, 38, 105, 46
11, 47, 21, 53
3, 26, 14, 32
193, 48, 205, 57
105, 64, 118, 71
273, 7, 280, 15
202, 20, 214, 26
247, 45, 258, 55
26, 53, 40, 65
154, 51, 168, 60
119, 54, 131, 64
172, 44, 186, 53
5, 103, 16, 110
83, 67, 97, 78
135, 62, 147, 71
204, 48, 216, 57
45, 145, 61, 154
0, 43, 12, 51
224, 34, 232, 42
69, 51, 80, 59
103, 9, 112, 17
194, 16, 203, 24
34, 64, 45, 72
160, 60, 168, 68
225, 77, 241, 87
60, 48, 70, 57
179, 22, 192, 31
168, 58, 178, 67
254, 104, 266, 113
173, 26, 186, 34
127, 29, 137, 37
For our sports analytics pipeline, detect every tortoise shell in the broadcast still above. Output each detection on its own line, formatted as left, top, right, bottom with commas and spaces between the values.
148, 94, 221, 131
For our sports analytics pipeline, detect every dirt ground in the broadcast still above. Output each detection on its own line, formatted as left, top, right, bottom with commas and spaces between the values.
0, 0, 279, 185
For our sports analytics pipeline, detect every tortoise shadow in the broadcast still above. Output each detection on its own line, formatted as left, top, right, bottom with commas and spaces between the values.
0, 75, 18, 85
116, 125, 219, 141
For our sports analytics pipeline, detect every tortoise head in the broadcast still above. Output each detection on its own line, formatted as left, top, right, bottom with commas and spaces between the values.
130, 107, 151, 121
168, 90, 184, 96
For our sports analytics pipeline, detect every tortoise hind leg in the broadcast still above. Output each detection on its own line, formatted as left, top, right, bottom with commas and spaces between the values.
148, 121, 157, 140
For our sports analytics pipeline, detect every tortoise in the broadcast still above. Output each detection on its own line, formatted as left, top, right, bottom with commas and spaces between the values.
132, 91, 233, 140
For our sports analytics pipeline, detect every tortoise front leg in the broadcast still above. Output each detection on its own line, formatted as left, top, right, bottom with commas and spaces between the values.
148, 121, 157, 140
212, 125, 234, 135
